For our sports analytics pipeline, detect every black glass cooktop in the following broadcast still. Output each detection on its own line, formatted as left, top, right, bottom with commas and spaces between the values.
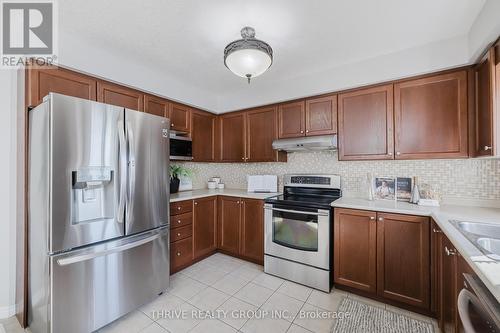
265, 187, 342, 210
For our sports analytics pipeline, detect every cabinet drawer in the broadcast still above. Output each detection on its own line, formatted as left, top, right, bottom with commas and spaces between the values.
170, 212, 192, 228
170, 237, 192, 271
170, 225, 192, 242
170, 200, 193, 215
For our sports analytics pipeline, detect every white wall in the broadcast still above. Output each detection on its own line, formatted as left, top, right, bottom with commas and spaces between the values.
0, 69, 18, 318
468, 0, 500, 61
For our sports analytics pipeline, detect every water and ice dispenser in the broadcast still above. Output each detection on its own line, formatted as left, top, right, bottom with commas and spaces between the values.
72, 167, 115, 224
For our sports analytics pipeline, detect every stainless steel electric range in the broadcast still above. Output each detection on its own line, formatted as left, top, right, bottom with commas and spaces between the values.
264, 174, 341, 292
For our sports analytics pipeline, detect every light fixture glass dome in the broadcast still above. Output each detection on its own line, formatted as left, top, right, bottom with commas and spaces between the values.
224, 27, 273, 83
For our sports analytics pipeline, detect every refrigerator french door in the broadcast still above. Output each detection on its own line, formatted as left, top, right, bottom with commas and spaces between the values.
28, 93, 170, 333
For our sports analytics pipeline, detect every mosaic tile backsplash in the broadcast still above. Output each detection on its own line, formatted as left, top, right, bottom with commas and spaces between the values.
179, 151, 500, 201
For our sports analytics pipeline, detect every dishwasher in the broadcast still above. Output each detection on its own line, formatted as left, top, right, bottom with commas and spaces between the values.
458, 273, 500, 333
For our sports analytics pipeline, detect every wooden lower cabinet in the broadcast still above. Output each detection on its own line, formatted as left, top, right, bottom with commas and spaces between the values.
435, 226, 476, 333
334, 208, 377, 293
240, 199, 264, 263
377, 213, 430, 309
334, 208, 431, 311
217, 196, 241, 255
192, 197, 217, 259
170, 237, 193, 272
439, 233, 458, 333
218, 196, 264, 264
170, 200, 194, 274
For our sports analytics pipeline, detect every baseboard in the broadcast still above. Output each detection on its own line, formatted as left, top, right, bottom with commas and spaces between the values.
0, 304, 16, 319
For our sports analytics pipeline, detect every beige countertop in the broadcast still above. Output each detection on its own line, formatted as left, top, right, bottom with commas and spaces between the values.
332, 197, 500, 303
170, 188, 280, 202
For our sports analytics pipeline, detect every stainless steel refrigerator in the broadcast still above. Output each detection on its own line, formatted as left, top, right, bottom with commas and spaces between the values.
28, 93, 171, 333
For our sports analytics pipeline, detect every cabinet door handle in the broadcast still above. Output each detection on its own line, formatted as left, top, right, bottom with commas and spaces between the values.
194, 202, 198, 205
484, 145, 492, 151
177, 206, 181, 210
378, 217, 383, 221
432, 228, 442, 233
306, 130, 309, 133
177, 233, 181, 237
171, 123, 174, 127
177, 220, 181, 224
242, 157, 245, 160
445, 246, 456, 256
388, 152, 393, 156
396, 151, 401, 156
370, 216, 375, 220
176, 252, 181, 256
300, 130, 304, 134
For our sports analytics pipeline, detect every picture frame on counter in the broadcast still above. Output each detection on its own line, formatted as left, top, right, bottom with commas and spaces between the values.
396, 177, 412, 202
373, 177, 395, 200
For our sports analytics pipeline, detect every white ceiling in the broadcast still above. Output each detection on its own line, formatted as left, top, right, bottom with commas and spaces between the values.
58, 0, 488, 112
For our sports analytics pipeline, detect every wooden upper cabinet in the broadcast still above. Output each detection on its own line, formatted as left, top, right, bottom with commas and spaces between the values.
246, 106, 279, 162
192, 197, 217, 259
26, 65, 97, 107
144, 94, 169, 117
240, 199, 264, 264
278, 101, 305, 138
376, 213, 430, 310
219, 112, 246, 162
305, 95, 337, 136
394, 71, 468, 159
217, 196, 241, 255
169, 102, 191, 133
334, 208, 377, 293
191, 110, 217, 162
473, 48, 496, 157
338, 85, 394, 160
97, 81, 144, 111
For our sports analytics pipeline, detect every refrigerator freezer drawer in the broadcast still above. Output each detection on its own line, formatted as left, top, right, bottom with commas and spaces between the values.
48, 228, 168, 333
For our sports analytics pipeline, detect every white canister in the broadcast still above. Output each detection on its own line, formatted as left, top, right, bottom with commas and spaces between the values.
211, 177, 221, 184
217, 183, 225, 189
207, 181, 217, 189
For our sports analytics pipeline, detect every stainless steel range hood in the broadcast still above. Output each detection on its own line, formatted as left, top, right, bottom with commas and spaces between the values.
272, 135, 337, 152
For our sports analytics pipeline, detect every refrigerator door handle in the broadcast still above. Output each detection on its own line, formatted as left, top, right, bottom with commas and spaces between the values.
126, 121, 136, 220
117, 120, 127, 223
56, 232, 162, 266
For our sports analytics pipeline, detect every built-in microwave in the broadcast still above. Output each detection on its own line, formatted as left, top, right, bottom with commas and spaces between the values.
170, 133, 193, 160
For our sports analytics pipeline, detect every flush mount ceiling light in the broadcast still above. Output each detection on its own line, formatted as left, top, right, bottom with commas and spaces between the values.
224, 27, 273, 83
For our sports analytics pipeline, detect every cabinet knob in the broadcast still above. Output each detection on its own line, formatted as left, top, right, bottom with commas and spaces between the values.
378, 217, 383, 221
388, 152, 393, 156
445, 246, 456, 256
171, 123, 174, 127
484, 145, 492, 151
300, 130, 304, 134
370, 216, 375, 220
177, 233, 181, 237
306, 130, 309, 133
242, 157, 245, 160
177, 207, 181, 210
177, 220, 181, 224
194, 202, 198, 205
432, 228, 442, 233
176, 252, 181, 256
396, 151, 401, 156
236, 201, 240, 204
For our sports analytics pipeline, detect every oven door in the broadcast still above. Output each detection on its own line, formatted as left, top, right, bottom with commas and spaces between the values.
264, 204, 330, 269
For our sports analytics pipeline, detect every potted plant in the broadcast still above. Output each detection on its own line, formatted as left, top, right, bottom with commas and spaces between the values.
170, 165, 192, 193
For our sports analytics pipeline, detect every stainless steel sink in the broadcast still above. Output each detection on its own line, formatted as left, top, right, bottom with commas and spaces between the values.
450, 220, 500, 261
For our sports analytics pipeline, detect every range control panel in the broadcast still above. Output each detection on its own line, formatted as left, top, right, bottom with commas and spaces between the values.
284, 174, 341, 189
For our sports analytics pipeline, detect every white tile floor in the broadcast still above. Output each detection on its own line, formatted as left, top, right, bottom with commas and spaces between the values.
0, 253, 440, 333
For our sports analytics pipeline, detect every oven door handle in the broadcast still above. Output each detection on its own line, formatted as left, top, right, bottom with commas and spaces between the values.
266, 207, 329, 217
